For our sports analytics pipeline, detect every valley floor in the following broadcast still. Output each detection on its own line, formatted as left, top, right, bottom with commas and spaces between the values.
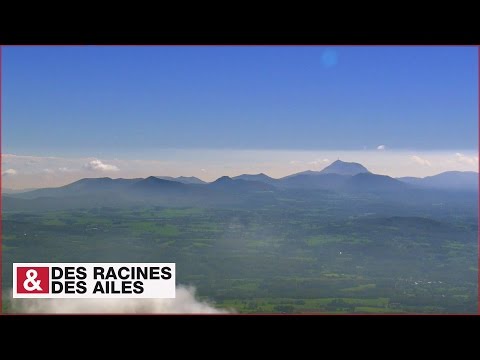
2, 198, 477, 314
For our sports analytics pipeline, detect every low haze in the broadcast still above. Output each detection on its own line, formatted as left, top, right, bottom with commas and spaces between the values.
2, 149, 478, 189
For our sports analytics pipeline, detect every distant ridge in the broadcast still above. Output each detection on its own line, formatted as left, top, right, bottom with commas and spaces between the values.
345, 173, 407, 192
232, 173, 277, 184
2, 187, 38, 194
133, 176, 187, 191
155, 176, 206, 184
282, 160, 370, 180
209, 176, 275, 191
7, 162, 478, 209
397, 171, 478, 190
319, 160, 370, 176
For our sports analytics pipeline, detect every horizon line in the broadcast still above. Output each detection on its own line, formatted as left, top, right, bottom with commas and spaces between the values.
3, 168, 478, 191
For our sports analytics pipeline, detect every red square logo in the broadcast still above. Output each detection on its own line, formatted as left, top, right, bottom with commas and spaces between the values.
17, 267, 50, 294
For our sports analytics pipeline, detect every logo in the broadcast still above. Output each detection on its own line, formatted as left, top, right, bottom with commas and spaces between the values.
16, 267, 50, 294
13, 263, 176, 298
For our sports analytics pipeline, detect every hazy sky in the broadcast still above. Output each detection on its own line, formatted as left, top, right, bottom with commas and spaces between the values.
2, 46, 478, 189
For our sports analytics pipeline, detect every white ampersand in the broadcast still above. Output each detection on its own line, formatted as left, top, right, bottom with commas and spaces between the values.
23, 269, 43, 291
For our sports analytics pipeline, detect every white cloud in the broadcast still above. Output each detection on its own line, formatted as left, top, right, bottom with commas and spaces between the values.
201, 168, 206, 172
9, 285, 231, 314
1, 154, 59, 160
308, 158, 330, 166
377, 145, 386, 150
42, 168, 54, 174
411, 155, 432, 167
455, 153, 478, 166
2, 169, 17, 176
59, 167, 75, 173
84, 159, 119, 172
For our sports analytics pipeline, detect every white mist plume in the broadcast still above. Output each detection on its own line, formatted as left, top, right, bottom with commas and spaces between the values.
10, 285, 231, 314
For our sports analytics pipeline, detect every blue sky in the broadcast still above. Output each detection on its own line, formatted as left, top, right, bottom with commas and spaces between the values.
1, 46, 478, 187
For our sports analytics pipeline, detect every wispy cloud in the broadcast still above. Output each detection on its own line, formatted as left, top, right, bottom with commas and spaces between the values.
84, 159, 119, 172
2, 168, 18, 176
308, 158, 330, 166
411, 155, 432, 167
2, 154, 59, 160
455, 152, 478, 166
59, 167, 76, 173
377, 145, 386, 150
2, 150, 477, 189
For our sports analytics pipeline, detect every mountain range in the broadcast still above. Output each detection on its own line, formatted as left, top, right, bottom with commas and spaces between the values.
3, 160, 477, 211
397, 171, 478, 190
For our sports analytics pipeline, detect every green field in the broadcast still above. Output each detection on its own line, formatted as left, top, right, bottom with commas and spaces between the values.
2, 195, 477, 313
